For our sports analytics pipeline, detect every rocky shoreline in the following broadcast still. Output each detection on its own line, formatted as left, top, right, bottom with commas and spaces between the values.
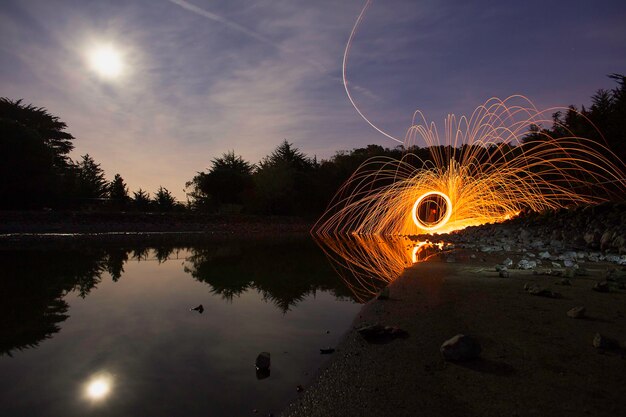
283, 203, 626, 417
430, 202, 626, 255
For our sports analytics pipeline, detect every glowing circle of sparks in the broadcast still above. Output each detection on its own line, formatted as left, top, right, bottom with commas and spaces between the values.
411, 191, 452, 231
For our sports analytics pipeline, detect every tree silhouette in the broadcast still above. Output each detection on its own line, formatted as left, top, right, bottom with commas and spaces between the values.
132, 188, 151, 211
75, 154, 108, 204
0, 98, 74, 170
153, 186, 177, 212
109, 173, 130, 209
253, 140, 316, 215
0, 98, 77, 208
186, 150, 254, 212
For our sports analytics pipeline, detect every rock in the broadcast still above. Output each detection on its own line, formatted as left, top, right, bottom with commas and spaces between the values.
356, 323, 409, 343
592, 281, 610, 293
563, 259, 576, 268
440, 334, 481, 361
538, 251, 551, 259
551, 262, 562, 268
525, 284, 561, 298
480, 245, 499, 253
499, 269, 510, 278
588, 253, 600, 262
584, 230, 601, 247
567, 306, 586, 318
503, 258, 513, 267
593, 333, 619, 350
601, 231, 614, 251
550, 239, 564, 249
495, 264, 507, 272
320, 348, 335, 354
605, 254, 620, 263
255, 352, 271, 370
519, 229, 531, 242
517, 259, 537, 270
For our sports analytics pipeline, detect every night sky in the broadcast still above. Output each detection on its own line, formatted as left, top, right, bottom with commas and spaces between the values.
1, 0, 625, 198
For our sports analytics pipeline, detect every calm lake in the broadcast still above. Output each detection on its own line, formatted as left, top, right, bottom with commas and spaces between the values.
0, 236, 374, 417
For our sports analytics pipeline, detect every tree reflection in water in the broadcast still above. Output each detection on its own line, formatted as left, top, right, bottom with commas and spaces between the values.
1, 237, 362, 356
183, 238, 353, 312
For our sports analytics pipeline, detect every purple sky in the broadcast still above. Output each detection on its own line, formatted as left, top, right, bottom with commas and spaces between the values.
1, 0, 625, 199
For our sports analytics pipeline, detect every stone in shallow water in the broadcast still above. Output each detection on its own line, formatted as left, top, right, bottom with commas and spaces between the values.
255, 352, 271, 370
440, 334, 481, 361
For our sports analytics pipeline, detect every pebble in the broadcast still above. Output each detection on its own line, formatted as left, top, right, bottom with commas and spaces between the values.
440, 334, 481, 361
567, 306, 586, 318
593, 333, 619, 350
525, 284, 561, 298
592, 281, 610, 293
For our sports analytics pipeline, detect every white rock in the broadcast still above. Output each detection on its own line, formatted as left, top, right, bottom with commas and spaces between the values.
605, 254, 620, 263
563, 259, 576, 268
517, 259, 537, 270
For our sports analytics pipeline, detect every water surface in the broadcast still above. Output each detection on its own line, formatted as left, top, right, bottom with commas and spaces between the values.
0, 237, 362, 416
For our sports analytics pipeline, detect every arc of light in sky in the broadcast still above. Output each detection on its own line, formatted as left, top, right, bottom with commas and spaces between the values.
343, 0, 403, 144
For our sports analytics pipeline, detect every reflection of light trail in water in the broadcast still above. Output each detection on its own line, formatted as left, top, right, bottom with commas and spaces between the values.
318, 1, 626, 237
314, 235, 442, 302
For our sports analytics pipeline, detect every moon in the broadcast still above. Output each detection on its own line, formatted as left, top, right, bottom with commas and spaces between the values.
88, 45, 123, 79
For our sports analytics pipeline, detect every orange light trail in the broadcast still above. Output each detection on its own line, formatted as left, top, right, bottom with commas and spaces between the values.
314, 235, 442, 302
313, 95, 626, 237
315, 0, 626, 238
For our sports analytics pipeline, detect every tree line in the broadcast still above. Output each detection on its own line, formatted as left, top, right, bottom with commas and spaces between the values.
1, 74, 624, 216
